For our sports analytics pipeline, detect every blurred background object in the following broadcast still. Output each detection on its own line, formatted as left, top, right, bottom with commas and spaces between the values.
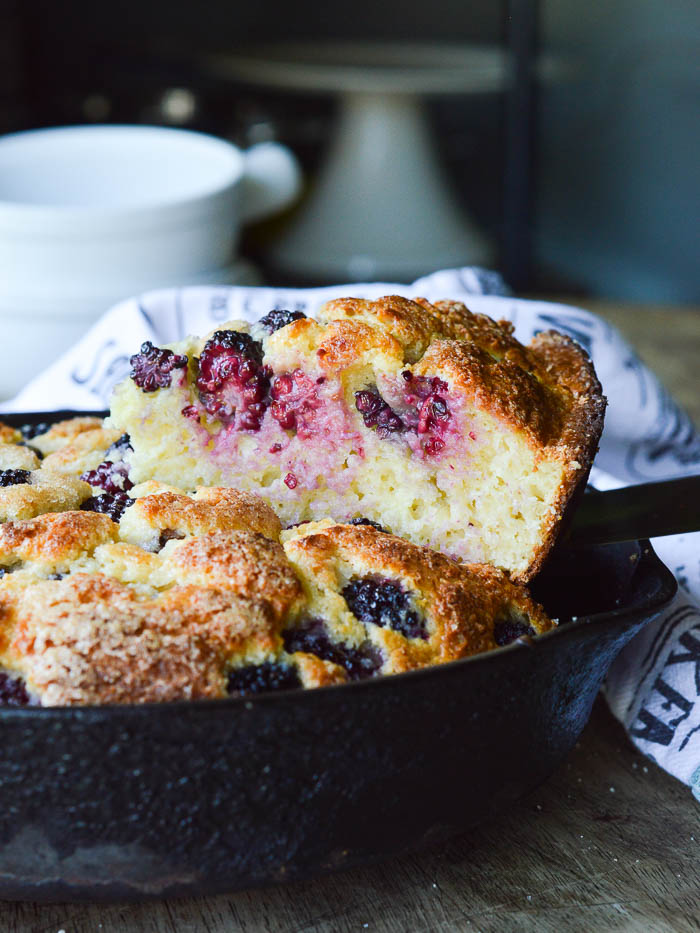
0, 123, 299, 399
1, 0, 699, 301
205, 41, 506, 283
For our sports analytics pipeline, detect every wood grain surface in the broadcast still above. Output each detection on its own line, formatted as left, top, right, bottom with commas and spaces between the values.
3, 302, 699, 933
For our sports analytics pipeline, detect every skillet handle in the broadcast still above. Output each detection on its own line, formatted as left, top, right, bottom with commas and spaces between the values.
567, 475, 700, 547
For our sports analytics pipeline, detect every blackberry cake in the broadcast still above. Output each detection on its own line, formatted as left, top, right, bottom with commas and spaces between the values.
110, 296, 605, 581
0, 291, 602, 706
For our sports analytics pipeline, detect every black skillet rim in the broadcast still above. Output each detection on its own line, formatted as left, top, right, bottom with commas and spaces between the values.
0, 408, 679, 716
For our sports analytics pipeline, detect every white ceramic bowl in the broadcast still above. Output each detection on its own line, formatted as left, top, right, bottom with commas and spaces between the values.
0, 124, 301, 399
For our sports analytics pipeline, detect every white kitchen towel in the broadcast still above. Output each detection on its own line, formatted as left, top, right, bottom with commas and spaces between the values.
2, 267, 699, 794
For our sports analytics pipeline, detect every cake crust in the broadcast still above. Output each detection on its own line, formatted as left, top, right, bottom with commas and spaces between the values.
283, 521, 553, 673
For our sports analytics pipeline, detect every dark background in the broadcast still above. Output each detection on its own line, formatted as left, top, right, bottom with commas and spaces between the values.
2, 0, 698, 301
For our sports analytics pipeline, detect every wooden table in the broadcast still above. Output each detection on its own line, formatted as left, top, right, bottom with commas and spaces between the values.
4, 302, 699, 933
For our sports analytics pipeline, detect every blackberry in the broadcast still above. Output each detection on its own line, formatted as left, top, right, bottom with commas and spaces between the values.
104, 433, 132, 459
81, 460, 133, 495
349, 517, 389, 533
158, 529, 185, 550
282, 618, 383, 680
417, 395, 451, 435
404, 374, 449, 400
19, 422, 50, 441
423, 437, 445, 456
0, 672, 30, 707
493, 618, 536, 646
258, 309, 307, 334
196, 330, 270, 430
227, 661, 301, 696
130, 341, 188, 392
270, 370, 323, 435
343, 577, 426, 639
354, 390, 404, 438
203, 329, 263, 362
0, 469, 31, 487
80, 492, 134, 523
400, 373, 451, 455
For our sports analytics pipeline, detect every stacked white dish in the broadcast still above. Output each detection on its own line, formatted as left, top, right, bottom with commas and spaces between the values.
0, 125, 301, 399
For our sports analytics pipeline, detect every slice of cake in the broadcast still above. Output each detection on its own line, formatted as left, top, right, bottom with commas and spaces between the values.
110, 296, 604, 581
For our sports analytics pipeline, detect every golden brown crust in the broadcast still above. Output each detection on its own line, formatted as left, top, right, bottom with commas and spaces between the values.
29, 417, 106, 456
317, 296, 443, 362
0, 422, 21, 445
416, 298, 516, 349
111, 295, 606, 583
119, 487, 282, 550
4, 574, 279, 705
40, 428, 123, 476
283, 522, 553, 671
0, 472, 93, 523
0, 510, 118, 567
293, 652, 348, 688
168, 530, 302, 617
519, 330, 607, 579
0, 443, 40, 471
316, 320, 403, 373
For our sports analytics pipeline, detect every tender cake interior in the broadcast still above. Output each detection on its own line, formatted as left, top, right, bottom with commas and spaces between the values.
109, 297, 605, 580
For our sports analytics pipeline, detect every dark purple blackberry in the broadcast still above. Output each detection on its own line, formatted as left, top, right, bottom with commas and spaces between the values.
158, 529, 185, 550
354, 390, 404, 438
0, 469, 31, 487
104, 433, 132, 459
81, 460, 133, 495
0, 672, 30, 707
80, 492, 134, 523
19, 422, 50, 441
130, 341, 188, 392
258, 309, 307, 334
343, 577, 426, 639
282, 619, 383, 680
227, 662, 301, 696
349, 517, 389, 533
403, 374, 449, 400
494, 617, 536, 646
196, 330, 270, 429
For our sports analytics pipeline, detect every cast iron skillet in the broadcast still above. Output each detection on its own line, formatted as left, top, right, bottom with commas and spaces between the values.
0, 411, 678, 902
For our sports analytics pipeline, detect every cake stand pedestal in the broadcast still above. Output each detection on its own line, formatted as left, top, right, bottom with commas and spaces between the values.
207, 42, 508, 282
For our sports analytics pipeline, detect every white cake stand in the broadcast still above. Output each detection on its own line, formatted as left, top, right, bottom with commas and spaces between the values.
207, 42, 508, 282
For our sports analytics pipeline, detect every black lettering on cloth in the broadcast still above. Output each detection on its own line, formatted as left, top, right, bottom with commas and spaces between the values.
667, 627, 700, 695
630, 676, 694, 746
630, 708, 674, 746
209, 294, 230, 321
